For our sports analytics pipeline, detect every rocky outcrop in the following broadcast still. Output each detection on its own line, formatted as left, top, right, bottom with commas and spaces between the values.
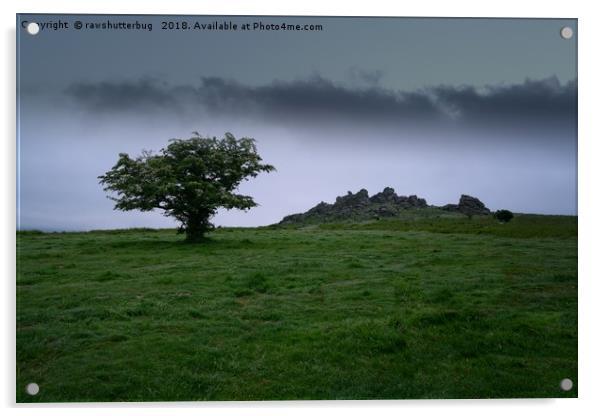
279, 188, 491, 225
279, 188, 490, 225
442, 194, 490, 216
279, 187, 428, 225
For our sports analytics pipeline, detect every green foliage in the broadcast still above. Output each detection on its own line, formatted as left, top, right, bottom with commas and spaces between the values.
494, 209, 515, 223
16, 215, 577, 401
99, 132, 275, 242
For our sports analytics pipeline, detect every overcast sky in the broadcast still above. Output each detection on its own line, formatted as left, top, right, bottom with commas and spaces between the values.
17, 15, 577, 230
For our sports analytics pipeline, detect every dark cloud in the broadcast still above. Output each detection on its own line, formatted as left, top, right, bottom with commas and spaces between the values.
64, 75, 576, 131
432, 77, 577, 126
65, 78, 178, 112
196, 75, 442, 123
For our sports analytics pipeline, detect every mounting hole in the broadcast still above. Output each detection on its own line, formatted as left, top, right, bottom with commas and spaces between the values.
26, 22, 40, 35
26, 382, 39, 395
560, 378, 573, 391
560, 26, 573, 40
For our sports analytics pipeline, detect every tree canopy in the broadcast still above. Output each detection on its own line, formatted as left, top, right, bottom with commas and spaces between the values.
99, 132, 275, 242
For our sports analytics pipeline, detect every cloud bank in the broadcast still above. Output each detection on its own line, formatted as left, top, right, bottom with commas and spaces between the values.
64, 75, 576, 132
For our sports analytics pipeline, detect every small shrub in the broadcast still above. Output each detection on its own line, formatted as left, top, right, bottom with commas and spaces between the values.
494, 209, 514, 223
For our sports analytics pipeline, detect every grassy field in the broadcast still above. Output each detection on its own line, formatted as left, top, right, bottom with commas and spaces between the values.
16, 214, 577, 401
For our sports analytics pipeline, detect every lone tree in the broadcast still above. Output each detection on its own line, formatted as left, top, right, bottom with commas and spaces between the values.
99, 132, 275, 242
493, 209, 514, 223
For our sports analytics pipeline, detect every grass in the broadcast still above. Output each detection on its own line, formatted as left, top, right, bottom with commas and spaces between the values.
16, 215, 577, 401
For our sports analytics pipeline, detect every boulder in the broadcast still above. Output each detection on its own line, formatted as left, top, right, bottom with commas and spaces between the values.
335, 189, 370, 209
457, 195, 490, 215
370, 187, 398, 204
407, 195, 427, 208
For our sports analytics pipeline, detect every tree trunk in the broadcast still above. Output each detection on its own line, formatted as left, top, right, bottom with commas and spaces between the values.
184, 213, 211, 243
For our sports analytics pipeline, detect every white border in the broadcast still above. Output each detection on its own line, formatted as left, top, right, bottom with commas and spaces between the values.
3, 1, 601, 415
